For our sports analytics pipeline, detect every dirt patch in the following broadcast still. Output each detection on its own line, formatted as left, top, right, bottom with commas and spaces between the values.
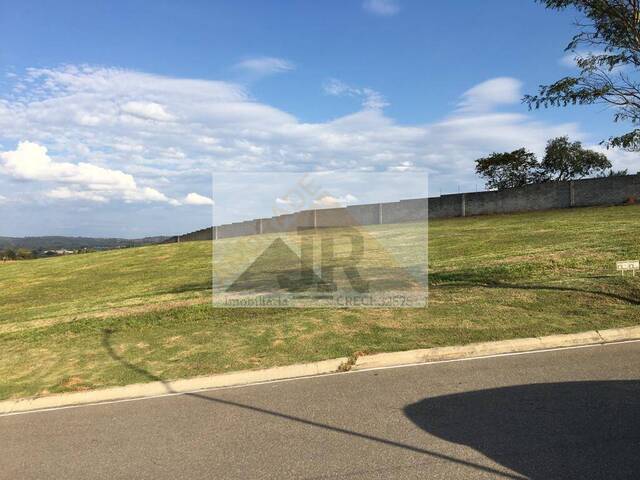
60, 376, 92, 392
163, 336, 183, 347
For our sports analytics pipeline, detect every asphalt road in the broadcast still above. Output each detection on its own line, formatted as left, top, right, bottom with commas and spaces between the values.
2, 341, 640, 480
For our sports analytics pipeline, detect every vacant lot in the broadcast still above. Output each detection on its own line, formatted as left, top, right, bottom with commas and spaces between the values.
1, 205, 639, 400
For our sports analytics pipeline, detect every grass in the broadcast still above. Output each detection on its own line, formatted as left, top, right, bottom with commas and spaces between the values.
1, 205, 640, 400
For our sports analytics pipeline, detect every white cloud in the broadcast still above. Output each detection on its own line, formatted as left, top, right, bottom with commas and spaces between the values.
47, 187, 108, 203
560, 52, 582, 68
0, 141, 176, 204
559, 50, 606, 68
323, 78, 388, 110
184, 192, 214, 205
313, 194, 358, 208
558, 50, 628, 77
275, 196, 294, 206
389, 161, 414, 172
0, 65, 620, 214
234, 57, 294, 76
588, 144, 639, 174
457, 77, 523, 113
121, 101, 174, 121
0, 194, 7, 203
363, 0, 400, 16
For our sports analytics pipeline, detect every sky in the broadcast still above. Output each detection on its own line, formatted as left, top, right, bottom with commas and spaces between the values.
0, 0, 638, 237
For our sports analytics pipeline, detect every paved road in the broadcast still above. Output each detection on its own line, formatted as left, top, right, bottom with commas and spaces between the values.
2, 342, 640, 480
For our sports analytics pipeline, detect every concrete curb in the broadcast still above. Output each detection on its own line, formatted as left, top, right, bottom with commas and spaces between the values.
0, 357, 349, 415
2, 325, 640, 415
352, 325, 640, 371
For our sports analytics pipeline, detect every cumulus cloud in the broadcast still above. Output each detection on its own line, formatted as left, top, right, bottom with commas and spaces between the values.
0, 141, 176, 204
457, 77, 523, 113
120, 101, 174, 121
587, 145, 639, 174
323, 78, 388, 110
275, 197, 292, 206
183, 192, 214, 205
0, 65, 620, 213
313, 194, 358, 208
47, 187, 109, 203
363, 0, 400, 16
234, 57, 294, 76
389, 161, 414, 172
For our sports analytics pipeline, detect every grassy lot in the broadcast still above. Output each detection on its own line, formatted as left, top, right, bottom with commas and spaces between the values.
1, 205, 639, 400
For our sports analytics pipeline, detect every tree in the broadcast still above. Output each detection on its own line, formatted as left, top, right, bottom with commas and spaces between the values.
16, 248, 34, 260
475, 148, 542, 190
2, 249, 16, 260
524, 1, 640, 150
540, 136, 612, 180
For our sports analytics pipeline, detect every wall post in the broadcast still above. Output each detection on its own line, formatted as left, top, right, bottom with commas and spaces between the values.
461, 193, 466, 217
569, 181, 575, 207
378, 203, 383, 224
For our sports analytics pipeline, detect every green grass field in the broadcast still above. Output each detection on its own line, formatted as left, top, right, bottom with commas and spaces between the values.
1, 205, 640, 400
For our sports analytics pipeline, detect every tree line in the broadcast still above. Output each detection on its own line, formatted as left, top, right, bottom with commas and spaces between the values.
475, 136, 626, 190
1, 247, 99, 261
1, 248, 37, 261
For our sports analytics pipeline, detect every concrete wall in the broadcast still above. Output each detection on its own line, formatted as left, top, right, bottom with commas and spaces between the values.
427, 194, 463, 219
166, 227, 212, 243
573, 174, 640, 207
382, 198, 428, 223
346, 203, 381, 226
217, 220, 260, 239
165, 174, 640, 243
316, 207, 356, 227
464, 181, 572, 216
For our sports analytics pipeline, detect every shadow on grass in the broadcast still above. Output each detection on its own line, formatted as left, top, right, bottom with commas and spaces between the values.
100, 328, 525, 479
163, 282, 212, 295
405, 381, 640, 479
430, 271, 640, 305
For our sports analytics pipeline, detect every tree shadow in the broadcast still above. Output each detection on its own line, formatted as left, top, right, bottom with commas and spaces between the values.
100, 328, 525, 479
490, 281, 640, 305
404, 381, 640, 479
430, 270, 640, 305
163, 282, 212, 295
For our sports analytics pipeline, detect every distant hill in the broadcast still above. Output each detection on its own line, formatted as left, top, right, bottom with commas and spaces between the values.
0, 235, 169, 251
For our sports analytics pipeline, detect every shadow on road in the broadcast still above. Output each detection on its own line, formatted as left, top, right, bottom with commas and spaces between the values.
101, 328, 525, 479
404, 381, 640, 479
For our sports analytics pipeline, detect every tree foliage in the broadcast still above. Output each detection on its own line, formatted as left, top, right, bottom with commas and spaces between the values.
15, 248, 35, 260
475, 148, 542, 190
1, 248, 38, 260
541, 136, 612, 180
523, 0, 640, 150
2, 249, 16, 260
476, 137, 613, 189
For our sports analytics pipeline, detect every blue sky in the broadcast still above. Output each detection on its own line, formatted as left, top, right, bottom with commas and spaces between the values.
0, 0, 637, 237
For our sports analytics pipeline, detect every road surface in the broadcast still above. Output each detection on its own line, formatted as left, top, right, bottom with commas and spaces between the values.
2, 341, 640, 479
